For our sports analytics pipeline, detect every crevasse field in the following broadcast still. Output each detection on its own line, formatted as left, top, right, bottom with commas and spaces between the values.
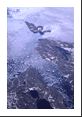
7, 7, 74, 109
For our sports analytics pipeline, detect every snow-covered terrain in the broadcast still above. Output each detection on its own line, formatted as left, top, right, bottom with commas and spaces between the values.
7, 7, 74, 109
7, 7, 74, 58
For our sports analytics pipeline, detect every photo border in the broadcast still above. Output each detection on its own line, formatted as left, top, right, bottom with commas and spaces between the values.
0, 0, 81, 116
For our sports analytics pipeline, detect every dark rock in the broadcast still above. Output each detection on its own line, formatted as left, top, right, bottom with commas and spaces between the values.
25, 21, 51, 35
36, 99, 53, 109
29, 90, 39, 99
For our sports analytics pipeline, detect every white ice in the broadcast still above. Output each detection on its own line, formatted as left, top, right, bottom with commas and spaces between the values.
7, 7, 74, 61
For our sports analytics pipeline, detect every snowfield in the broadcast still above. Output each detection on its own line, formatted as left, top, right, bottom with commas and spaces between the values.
7, 7, 74, 58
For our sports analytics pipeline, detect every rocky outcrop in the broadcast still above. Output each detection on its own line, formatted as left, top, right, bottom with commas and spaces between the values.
36, 39, 74, 108
7, 66, 66, 109
7, 39, 74, 109
25, 21, 51, 35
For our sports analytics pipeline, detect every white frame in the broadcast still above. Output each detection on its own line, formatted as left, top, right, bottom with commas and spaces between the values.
0, 0, 81, 116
